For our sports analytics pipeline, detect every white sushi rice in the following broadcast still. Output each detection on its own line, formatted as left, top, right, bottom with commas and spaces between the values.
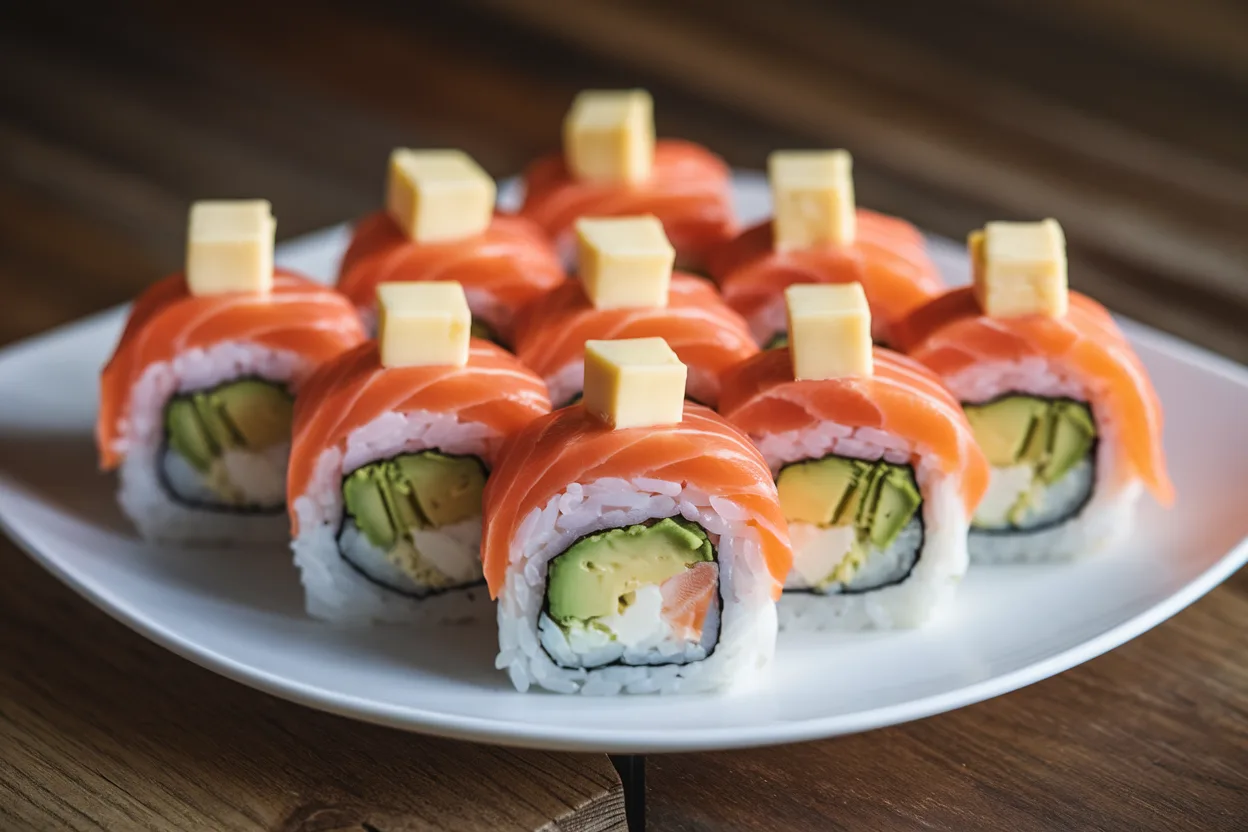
754, 422, 969, 631
944, 358, 1143, 563
496, 478, 778, 694
290, 409, 501, 626
545, 360, 720, 409
114, 342, 312, 544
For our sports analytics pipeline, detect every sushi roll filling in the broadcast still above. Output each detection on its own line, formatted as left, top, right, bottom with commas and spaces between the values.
538, 517, 722, 670
469, 317, 505, 348
964, 394, 1097, 533
337, 450, 487, 598
777, 455, 924, 593
159, 377, 293, 512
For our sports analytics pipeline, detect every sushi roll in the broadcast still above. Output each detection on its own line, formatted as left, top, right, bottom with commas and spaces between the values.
288, 281, 552, 624
707, 150, 943, 348
512, 215, 757, 408
719, 283, 988, 630
894, 219, 1172, 562
519, 89, 736, 272
338, 149, 565, 346
482, 338, 792, 694
97, 200, 366, 543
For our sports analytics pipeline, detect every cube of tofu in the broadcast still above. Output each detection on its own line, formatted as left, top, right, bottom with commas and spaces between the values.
970, 219, 1068, 318
386, 149, 496, 244
563, 89, 655, 184
583, 338, 687, 429
185, 200, 275, 296
376, 281, 472, 369
575, 216, 674, 309
769, 150, 856, 252
785, 282, 873, 380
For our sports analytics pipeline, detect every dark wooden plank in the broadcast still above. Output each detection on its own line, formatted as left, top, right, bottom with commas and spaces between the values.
476, 0, 1248, 336
1, 2, 1246, 830
649, 567, 1248, 831
0, 542, 625, 831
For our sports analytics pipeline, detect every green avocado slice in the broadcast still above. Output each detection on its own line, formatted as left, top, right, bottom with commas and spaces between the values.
546, 518, 714, 625
964, 396, 1049, 467
394, 452, 487, 528
865, 464, 922, 550
165, 398, 219, 472
1040, 401, 1096, 484
776, 456, 867, 526
343, 451, 487, 550
776, 455, 921, 553
963, 395, 1096, 483
214, 379, 294, 449
165, 379, 293, 473
343, 467, 399, 550
763, 331, 789, 350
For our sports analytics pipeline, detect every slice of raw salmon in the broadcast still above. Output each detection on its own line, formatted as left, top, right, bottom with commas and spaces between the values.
97, 270, 366, 470
337, 213, 565, 343
512, 274, 757, 407
660, 561, 719, 640
894, 287, 1172, 506
718, 347, 990, 516
519, 140, 737, 269
286, 339, 552, 534
481, 404, 792, 600
707, 212, 944, 345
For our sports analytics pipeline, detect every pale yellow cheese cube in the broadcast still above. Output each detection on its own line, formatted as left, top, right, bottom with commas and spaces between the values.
575, 216, 674, 309
583, 338, 687, 430
971, 219, 1068, 318
563, 89, 654, 184
784, 283, 873, 380
386, 149, 496, 244
185, 199, 275, 296
376, 281, 471, 369
769, 150, 856, 252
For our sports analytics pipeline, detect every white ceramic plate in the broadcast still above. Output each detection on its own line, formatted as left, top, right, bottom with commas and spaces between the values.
2, 175, 1245, 753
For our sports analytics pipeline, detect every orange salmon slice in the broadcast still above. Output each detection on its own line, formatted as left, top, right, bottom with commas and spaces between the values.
660, 561, 719, 640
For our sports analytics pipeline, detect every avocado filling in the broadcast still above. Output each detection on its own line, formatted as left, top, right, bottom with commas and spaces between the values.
763, 331, 790, 351
160, 378, 293, 511
777, 455, 924, 593
337, 450, 487, 597
537, 517, 721, 670
470, 317, 504, 347
964, 395, 1097, 532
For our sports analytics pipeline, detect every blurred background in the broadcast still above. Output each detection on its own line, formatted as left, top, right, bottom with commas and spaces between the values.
3, 0, 1246, 355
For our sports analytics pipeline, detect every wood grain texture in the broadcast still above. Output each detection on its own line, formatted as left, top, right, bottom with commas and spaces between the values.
647, 564, 1248, 831
0, 543, 625, 832
1, 1, 1246, 830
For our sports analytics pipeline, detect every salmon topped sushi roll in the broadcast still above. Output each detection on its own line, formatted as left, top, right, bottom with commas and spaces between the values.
519, 89, 735, 272
483, 338, 791, 694
338, 149, 565, 346
707, 150, 943, 348
288, 282, 551, 624
513, 216, 757, 407
719, 284, 988, 630
893, 220, 1172, 563
97, 200, 366, 543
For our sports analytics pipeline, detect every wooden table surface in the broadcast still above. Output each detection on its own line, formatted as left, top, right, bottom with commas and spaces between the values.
2, 2, 1246, 829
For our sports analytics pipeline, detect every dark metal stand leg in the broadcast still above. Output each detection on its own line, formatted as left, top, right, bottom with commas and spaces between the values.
610, 754, 646, 832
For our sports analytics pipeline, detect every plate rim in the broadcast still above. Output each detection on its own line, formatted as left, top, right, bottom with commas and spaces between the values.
3, 494, 1244, 753
3, 227, 1247, 753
